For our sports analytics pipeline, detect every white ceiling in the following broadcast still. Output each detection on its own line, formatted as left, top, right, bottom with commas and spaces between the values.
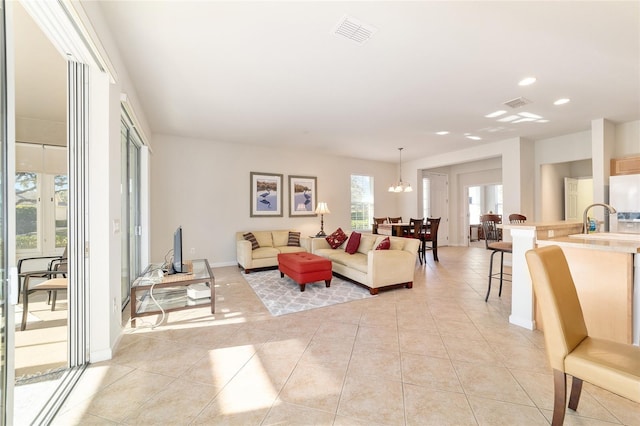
17, 1, 640, 162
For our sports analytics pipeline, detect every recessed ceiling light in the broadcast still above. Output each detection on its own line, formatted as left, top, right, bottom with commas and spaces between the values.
466, 135, 482, 140
518, 112, 542, 119
485, 110, 507, 118
436, 131, 449, 135
512, 117, 536, 123
518, 77, 537, 86
554, 98, 570, 105
497, 115, 520, 122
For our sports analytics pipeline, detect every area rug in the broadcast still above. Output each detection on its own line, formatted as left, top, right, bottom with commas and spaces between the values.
242, 269, 373, 316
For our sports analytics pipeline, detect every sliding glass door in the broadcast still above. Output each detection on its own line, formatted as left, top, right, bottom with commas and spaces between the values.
120, 114, 141, 309
0, 0, 9, 420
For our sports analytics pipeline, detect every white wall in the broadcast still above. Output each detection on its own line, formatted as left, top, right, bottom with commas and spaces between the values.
75, 1, 153, 360
149, 134, 398, 266
615, 120, 640, 157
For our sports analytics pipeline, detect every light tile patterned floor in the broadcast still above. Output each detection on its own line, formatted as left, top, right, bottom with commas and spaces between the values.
52, 246, 640, 425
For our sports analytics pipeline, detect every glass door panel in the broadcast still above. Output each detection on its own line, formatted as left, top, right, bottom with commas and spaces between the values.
1, 0, 10, 421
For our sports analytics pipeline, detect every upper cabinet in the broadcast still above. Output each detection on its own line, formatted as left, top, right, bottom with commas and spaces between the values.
611, 155, 640, 176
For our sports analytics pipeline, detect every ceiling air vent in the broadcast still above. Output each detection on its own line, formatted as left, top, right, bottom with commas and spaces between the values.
333, 15, 377, 44
504, 97, 532, 109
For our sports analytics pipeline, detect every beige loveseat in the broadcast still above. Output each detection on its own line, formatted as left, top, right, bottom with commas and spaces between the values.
307, 232, 419, 294
236, 230, 306, 273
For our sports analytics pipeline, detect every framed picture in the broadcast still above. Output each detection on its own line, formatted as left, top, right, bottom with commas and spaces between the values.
250, 172, 283, 217
289, 175, 317, 217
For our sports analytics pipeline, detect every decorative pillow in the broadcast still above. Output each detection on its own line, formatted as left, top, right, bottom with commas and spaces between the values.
243, 232, 260, 250
375, 237, 391, 250
345, 231, 361, 254
326, 228, 348, 249
287, 231, 301, 247
357, 235, 377, 254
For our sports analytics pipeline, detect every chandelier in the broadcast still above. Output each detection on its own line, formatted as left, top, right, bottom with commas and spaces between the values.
388, 147, 413, 193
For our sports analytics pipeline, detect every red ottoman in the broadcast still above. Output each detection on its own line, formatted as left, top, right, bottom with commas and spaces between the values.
277, 252, 332, 292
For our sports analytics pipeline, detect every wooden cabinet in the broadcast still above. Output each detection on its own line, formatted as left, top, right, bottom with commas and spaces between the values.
611, 155, 640, 176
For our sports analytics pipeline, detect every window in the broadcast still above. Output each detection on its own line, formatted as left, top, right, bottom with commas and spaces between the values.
15, 172, 68, 253
351, 175, 374, 231
422, 177, 431, 218
15, 172, 39, 250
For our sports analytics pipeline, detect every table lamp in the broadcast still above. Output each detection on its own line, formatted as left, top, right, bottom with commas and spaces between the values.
315, 202, 331, 237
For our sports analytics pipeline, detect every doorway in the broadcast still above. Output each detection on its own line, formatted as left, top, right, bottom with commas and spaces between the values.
422, 172, 449, 245
466, 184, 503, 247
10, 2, 92, 424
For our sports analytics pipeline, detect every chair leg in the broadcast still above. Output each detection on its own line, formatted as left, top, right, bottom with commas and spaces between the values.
51, 290, 58, 311
485, 250, 497, 302
417, 246, 423, 265
552, 369, 568, 426
568, 376, 583, 411
21, 296, 29, 331
498, 251, 504, 297
433, 242, 438, 262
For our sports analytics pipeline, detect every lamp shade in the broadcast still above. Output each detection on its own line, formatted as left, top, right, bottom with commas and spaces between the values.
315, 202, 331, 214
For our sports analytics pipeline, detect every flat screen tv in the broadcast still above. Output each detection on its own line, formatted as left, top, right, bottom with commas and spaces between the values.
168, 226, 185, 274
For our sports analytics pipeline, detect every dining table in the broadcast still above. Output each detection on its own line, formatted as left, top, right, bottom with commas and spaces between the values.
376, 222, 411, 237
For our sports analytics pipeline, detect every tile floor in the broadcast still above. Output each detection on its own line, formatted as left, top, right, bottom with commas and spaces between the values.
52, 246, 640, 425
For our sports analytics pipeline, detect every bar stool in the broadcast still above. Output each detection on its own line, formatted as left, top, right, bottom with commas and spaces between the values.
481, 214, 511, 302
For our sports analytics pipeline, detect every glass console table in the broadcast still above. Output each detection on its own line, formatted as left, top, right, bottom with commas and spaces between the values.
130, 259, 214, 327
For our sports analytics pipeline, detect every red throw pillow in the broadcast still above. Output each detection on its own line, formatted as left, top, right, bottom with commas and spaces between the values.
326, 228, 348, 249
375, 237, 391, 250
345, 231, 361, 254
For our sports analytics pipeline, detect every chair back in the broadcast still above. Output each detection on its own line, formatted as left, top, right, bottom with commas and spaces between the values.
408, 218, 424, 238
388, 217, 402, 223
480, 214, 502, 248
372, 217, 387, 234
525, 246, 588, 371
509, 214, 527, 224
424, 217, 440, 242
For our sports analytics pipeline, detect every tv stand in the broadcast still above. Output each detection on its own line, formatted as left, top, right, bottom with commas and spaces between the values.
130, 259, 214, 327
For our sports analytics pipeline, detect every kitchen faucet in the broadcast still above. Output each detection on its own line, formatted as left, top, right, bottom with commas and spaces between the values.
582, 203, 617, 233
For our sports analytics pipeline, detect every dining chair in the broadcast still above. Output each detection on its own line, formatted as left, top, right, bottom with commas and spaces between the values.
525, 245, 640, 426
509, 213, 527, 223
403, 218, 425, 263
421, 217, 440, 262
403, 217, 424, 237
387, 217, 402, 223
480, 214, 511, 302
372, 217, 387, 234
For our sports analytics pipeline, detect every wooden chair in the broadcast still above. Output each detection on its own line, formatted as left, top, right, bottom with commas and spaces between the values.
388, 216, 402, 223
509, 213, 527, 223
480, 214, 511, 302
421, 217, 440, 262
525, 245, 640, 426
403, 218, 424, 263
372, 217, 387, 234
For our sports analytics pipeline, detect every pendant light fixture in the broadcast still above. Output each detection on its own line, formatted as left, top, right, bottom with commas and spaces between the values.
388, 147, 413, 193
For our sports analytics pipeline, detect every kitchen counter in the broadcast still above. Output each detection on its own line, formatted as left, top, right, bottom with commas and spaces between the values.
536, 234, 640, 254
501, 221, 639, 345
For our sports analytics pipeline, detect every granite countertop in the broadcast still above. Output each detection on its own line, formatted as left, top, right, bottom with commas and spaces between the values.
536, 234, 640, 254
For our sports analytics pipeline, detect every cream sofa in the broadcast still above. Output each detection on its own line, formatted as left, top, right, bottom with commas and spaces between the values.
307, 232, 420, 294
236, 230, 306, 273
